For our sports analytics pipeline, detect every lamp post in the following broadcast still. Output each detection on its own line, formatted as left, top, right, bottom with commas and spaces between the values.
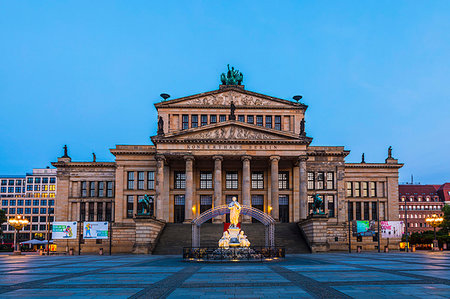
425, 214, 444, 251
404, 198, 408, 252
8, 215, 30, 255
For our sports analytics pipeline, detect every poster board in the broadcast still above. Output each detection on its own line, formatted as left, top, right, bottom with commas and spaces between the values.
381, 221, 404, 238
352, 220, 377, 237
83, 222, 109, 239
52, 222, 77, 239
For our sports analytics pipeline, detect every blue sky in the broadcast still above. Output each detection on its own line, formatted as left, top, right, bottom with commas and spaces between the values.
1, 1, 449, 184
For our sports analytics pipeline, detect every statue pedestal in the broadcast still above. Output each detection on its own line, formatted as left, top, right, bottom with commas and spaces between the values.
228, 227, 241, 247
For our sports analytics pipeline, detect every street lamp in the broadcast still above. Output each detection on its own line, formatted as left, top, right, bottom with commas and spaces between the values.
425, 214, 444, 251
8, 215, 30, 255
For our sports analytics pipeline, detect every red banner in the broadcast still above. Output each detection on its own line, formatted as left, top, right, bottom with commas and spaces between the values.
223, 223, 240, 232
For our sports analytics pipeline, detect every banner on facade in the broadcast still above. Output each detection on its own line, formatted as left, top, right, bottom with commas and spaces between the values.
52, 222, 77, 239
352, 220, 377, 237
83, 222, 109, 239
381, 221, 404, 238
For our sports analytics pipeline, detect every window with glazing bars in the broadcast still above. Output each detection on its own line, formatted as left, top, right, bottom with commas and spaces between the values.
251, 172, 264, 189
200, 172, 213, 189
238, 115, 245, 122
127, 172, 134, 190
201, 115, 208, 126
307, 172, 315, 190
191, 115, 198, 128
81, 181, 87, 197
265, 115, 272, 128
364, 202, 369, 220
247, 115, 254, 124
182, 115, 189, 130
326, 172, 334, 189
80, 203, 86, 221
346, 182, 353, 197
210, 115, 217, 124
138, 172, 145, 190
127, 195, 134, 218
307, 195, 314, 215
369, 182, 377, 197
89, 182, 95, 197
256, 115, 263, 126
274, 116, 281, 130
348, 201, 353, 220
97, 202, 103, 221
219, 115, 227, 122
279, 172, 289, 189
98, 182, 104, 197
372, 202, 378, 220
316, 172, 325, 189
226, 172, 238, 189
147, 171, 155, 190
106, 181, 113, 197
355, 202, 362, 220
362, 182, 368, 197
174, 172, 186, 189
355, 182, 361, 197
327, 195, 334, 217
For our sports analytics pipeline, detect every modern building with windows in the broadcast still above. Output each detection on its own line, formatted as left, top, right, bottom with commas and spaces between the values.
52, 72, 403, 253
0, 168, 57, 245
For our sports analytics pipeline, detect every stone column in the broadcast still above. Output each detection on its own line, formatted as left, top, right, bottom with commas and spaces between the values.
241, 155, 252, 223
299, 155, 308, 220
213, 156, 223, 223
184, 155, 194, 222
270, 156, 280, 221
155, 155, 165, 220
293, 163, 300, 222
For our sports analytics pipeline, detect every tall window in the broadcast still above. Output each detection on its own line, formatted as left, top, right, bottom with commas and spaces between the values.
127, 172, 135, 190
364, 202, 369, 220
369, 182, 377, 197
279, 172, 289, 190
191, 115, 198, 128
81, 181, 87, 197
307, 172, 315, 190
316, 172, 325, 189
346, 182, 353, 197
201, 115, 208, 126
138, 172, 145, 190
147, 171, 155, 190
88, 202, 94, 221
247, 115, 254, 124
372, 202, 378, 220
355, 202, 362, 220
362, 182, 368, 197
174, 172, 186, 189
97, 202, 103, 221
219, 115, 227, 122
105, 202, 112, 221
355, 182, 361, 197
98, 182, 104, 197
238, 115, 245, 122
210, 115, 217, 124
265, 115, 272, 128
274, 116, 281, 130
327, 195, 335, 217
182, 115, 189, 130
89, 182, 95, 197
50, 177, 56, 184
127, 195, 134, 218
200, 172, 213, 189
42, 178, 48, 184
226, 172, 238, 189
106, 181, 113, 197
379, 182, 385, 197
80, 203, 86, 221
308, 196, 314, 215
256, 115, 263, 126
251, 172, 264, 189
326, 172, 334, 190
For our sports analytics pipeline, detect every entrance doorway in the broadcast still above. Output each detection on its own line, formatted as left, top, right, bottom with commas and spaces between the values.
279, 195, 289, 223
200, 195, 212, 223
174, 195, 185, 223
251, 195, 264, 223
225, 195, 238, 223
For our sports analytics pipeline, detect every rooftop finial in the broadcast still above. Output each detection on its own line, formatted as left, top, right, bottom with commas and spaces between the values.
361, 153, 365, 163
220, 64, 243, 85
62, 145, 69, 158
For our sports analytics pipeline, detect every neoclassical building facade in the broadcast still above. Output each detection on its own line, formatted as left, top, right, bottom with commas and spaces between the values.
52, 81, 403, 253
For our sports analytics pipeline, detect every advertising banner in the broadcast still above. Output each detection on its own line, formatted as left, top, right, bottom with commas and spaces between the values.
83, 222, 109, 239
52, 222, 77, 239
352, 220, 377, 237
381, 221, 404, 238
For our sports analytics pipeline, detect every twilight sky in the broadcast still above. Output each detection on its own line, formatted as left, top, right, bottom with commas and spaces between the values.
1, 1, 449, 184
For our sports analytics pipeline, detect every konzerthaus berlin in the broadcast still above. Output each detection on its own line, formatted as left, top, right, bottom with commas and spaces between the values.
52, 70, 403, 253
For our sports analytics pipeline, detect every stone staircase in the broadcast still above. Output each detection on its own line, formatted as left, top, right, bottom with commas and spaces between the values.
152, 222, 310, 255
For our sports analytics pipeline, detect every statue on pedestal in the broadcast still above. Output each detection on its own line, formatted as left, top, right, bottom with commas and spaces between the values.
228, 197, 241, 227
219, 231, 230, 249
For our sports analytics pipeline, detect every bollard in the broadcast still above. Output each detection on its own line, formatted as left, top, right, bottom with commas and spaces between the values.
99, 248, 103, 255
69, 248, 74, 256
384, 246, 389, 253
357, 246, 362, 253
412, 246, 416, 252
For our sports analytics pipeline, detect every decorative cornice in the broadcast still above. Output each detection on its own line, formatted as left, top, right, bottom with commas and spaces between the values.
345, 163, 404, 169
152, 138, 312, 145
51, 162, 116, 168
307, 151, 350, 157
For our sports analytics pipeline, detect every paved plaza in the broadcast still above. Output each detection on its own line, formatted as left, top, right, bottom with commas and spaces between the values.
0, 252, 449, 298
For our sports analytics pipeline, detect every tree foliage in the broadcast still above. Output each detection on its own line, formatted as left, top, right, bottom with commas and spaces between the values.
0, 209, 6, 235
440, 204, 450, 233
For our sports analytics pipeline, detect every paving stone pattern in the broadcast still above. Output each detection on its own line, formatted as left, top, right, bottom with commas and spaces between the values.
0, 252, 449, 298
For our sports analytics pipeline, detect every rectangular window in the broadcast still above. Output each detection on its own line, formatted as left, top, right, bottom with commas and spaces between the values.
33, 200, 39, 206
26, 178, 33, 184
89, 182, 95, 197
32, 208, 39, 214
35, 185, 41, 191
251, 172, 264, 189
226, 172, 238, 189
106, 181, 113, 197
174, 172, 186, 189
1, 180, 7, 186
34, 178, 40, 184
247, 115, 254, 124
10, 200, 16, 206
40, 216, 46, 222
105, 202, 112, 221
372, 202, 378, 220
191, 114, 198, 128
182, 115, 189, 130
42, 177, 48, 184
88, 202, 94, 221
210, 115, 217, 124
17, 199, 23, 206
39, 224, 46, 231
40, 208, 46, 214
127, 172, 135, 190
346, 182, 353, 197
1, 187, 6, 193
279, 172, 289, 190
362, 182, 368, 197
380, 202, 385, 220
127, 195, 134, 218
327, 195, 335, 217
308, 196, 314, 215
355, 202, 362, 220
219, 115, 227, 122
355, 182, 361, 197
138, 172, 145, 190
49, 185, 55, 191
307, 172, 315, 190
25, 200, 31, 206
274, 116, 281, 130
265, 115, 272, 128
49, 200, 54, 206
201, 114, 208, 126
41, 200, 47, 206
200, 172, 213, 189
238, 115, 245, 122
17, 208, 23, 214
32, 216, 38, 222
370, 182, 377, 197
50, 177, 56, 184
316, 172, 325, 190
98, 182, 104, 197
147, 171, 155, 190
32, 224, 38, 231
15, 187, 21, 193
81, 181, 87, 197
42, 185, 48, 191
256, 115, 263, 126
1, 200, 7, 206
326, 172, 334, 190
97, 202, 103, 221
9, 208, 15, 214
364, 202, 369, 220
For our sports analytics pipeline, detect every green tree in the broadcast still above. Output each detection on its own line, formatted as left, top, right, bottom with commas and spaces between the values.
440, 204, 450, 233
0, 209, 6, 235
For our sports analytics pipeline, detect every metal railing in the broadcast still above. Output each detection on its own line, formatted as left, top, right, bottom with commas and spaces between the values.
183, 246, 285, 261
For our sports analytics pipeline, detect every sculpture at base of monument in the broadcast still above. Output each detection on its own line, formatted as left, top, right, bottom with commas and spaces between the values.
220, 64, 243, 85
312, 194, 325, 215
239, 231, 251, 247
217, 196, 252, 248
218, 231, 231, 249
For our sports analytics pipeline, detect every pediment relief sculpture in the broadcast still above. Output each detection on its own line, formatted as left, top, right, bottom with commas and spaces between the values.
179, 126, 284, 140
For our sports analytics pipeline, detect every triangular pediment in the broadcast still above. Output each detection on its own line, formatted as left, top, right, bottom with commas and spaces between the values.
154, 86, 307, 109
152, 121, 311, 143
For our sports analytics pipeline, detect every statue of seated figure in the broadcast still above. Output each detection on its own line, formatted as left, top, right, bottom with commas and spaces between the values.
218, 231, 230, 249
239, 231, 250, 247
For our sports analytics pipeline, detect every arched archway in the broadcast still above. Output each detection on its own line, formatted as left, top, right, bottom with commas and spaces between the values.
191, 205, 275, 248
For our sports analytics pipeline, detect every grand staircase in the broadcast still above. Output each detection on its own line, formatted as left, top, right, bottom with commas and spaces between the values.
152, 222, 310, 255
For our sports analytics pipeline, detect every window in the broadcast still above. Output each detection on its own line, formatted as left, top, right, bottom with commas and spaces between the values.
226, 172, 238, 189
346, 182, 353, 197
105, 202, 112, 221
355, 202, 361, 220
89, 182, 95, 197
35, 178, 41, 184
265, 115, 272, 128
247, 115, 254, 124
256, 115, 263, 126
98, 182, 104, 197
355, 182, 361, 197
251, 172, 264, 189
279, 172, 289, 190
97, 202, 103, 221
26, 185, 32, 192
41, 200, 47, 206
201, 115, 208, 126
25, 200, 31, 206
182, 115, 189, 130
372, 202, 378, 220
138, 172, 145, 190
9, 208, 15, 214
316, 172, 325, 190
49, 193, 55, 198
369, 182, 376, 197
106, 181, 113, 197
147, 171, 155, 190
127, 195, 134, 218
15, 187, 21, 193
17, 208, 23, 214
191, 115, 198, 128
1, 200, 7, 206
32, 216, 38, 222
32, 224, 38, 231
327, 195, 334, 217
326, 172, 334, 189
219, 115, 227, 122
10, 200, 15, 206
127, 172, 135, 190
42, 177, 48, 184
210, 115, 217, 124
40, 208, 46, 214
17, 200, 23, 206
1, 187, 6, 193
174, 172, 186, 189
50, 177, 56, 184
1, 180, 6, 186
39, 224, 46, 231
33, 199, 39, 206
32, 208, 38, 214
88, 202, 94, 221
49, 185, 55, 191
274, 116, 281, 130
380, 202, 385, 220
8, 187, 14, 193
200, 172, 213, 189
81, 181, 87, 197
40, 216, 46, 222
362, 182, 368, 197
364, 202, 369, 220
307, 172, 315, 190
42, 185, 48, 191
308, 196, 314, 215
238, 115, 245, 122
